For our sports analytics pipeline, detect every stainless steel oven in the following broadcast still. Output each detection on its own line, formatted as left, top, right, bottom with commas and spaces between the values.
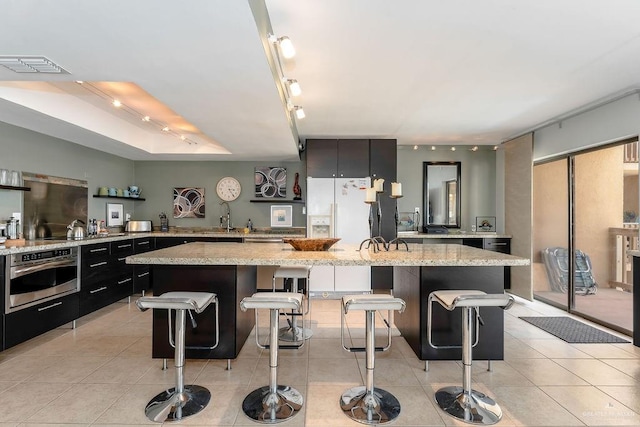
5, 247, 79, 313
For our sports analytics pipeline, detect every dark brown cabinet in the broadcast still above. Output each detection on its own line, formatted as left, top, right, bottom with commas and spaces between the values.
463, 237, 511, 289
133, 237, 155, 294
306, 139, 370, 178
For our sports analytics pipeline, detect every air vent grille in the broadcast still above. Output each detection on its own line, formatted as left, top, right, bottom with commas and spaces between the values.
0, 56, 69, 74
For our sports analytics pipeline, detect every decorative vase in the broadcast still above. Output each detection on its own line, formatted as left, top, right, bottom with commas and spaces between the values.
293, 172, 302, 200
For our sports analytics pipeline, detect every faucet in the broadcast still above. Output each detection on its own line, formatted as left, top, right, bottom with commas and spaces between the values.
220, 201, 232, 232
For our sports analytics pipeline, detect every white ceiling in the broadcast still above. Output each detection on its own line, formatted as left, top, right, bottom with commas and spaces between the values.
1, 0, 640, 161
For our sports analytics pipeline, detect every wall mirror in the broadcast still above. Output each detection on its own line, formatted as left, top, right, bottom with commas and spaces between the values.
423, 161, 461, 229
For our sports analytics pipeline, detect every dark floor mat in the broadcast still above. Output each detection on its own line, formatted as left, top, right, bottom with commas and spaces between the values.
519, 316, 629, 343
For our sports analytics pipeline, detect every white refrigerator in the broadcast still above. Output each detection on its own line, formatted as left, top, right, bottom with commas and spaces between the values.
306, 177, 371, 296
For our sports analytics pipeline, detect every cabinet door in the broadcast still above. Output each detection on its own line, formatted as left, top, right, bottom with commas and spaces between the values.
369, 139, 397, 180
306, 139, 338, 178
337, 139, 369, 178
134, 237, 155, 253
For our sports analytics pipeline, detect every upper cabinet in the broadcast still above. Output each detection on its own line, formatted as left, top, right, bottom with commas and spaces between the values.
369, 139, 397, 181
306, 139, 370, 178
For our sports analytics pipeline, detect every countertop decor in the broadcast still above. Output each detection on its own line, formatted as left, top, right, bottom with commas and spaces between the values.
283, 237, 340, 251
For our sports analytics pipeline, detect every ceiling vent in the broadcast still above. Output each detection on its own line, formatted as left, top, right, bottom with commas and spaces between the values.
0, 56, 69, 74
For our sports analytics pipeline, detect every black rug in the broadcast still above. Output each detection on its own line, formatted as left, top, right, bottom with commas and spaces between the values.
519, 316, 629, 343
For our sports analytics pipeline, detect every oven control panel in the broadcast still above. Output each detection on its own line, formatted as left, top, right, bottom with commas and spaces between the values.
16, 248, 75, 263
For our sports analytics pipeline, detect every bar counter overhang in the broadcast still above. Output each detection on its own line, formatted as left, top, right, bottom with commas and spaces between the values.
126, 242, 530, 360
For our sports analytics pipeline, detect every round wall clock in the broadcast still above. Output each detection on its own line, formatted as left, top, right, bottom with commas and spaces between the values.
216, 176, 241, 201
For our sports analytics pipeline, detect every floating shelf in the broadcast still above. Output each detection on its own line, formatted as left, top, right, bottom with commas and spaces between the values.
0, 184, 31, 191
250, 199, 305, 204
93, 195, 146, 201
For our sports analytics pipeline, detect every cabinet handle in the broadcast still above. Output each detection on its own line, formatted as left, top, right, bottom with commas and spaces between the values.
90, 286, 108, 294
117, 243, 132, 249
488, 242, 507, 246
137, 271, 150, 278
89, 261, 108, 268
37, 301, 62, 311
118, 277, 132, 285
118, 257, 127, 261
138, 241, 150, 246
90, 247, 108, 253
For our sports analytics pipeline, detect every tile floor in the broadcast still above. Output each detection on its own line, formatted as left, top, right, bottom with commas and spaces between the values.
0, 295, 639, 426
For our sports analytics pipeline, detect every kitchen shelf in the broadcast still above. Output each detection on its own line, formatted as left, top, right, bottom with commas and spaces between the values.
250, 199, 305, 204
0, 184, 31, 191
93, 195, 146, 201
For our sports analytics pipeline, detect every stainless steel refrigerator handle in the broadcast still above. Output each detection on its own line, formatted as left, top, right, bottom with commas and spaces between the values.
333, 203, 337, 238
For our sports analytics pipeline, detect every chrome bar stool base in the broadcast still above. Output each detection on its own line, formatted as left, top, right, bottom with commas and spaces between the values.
340, 385, 400, 425
435, 386, 502, 425
278, 324, 313, 342
242, 385, 304, 423
145, 385, 211, 423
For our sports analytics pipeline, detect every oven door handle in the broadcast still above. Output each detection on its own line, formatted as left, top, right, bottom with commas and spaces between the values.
12, 259, 77, 279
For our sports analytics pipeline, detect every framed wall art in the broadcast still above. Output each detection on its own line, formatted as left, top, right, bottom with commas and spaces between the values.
270, 205, 293, 227
476, 216, 496, 232
255, 166, 287, 198
106, 203, 124, 227
173, 187, 206, 218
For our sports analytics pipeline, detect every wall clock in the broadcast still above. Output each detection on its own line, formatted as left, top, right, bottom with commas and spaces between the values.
216, 176, 241, 201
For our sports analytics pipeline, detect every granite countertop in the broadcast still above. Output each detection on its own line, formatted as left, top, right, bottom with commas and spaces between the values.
0, 231, 306, 255
629, 250, 640, 257
126, 241, 530, 267
397, 231, 511, 239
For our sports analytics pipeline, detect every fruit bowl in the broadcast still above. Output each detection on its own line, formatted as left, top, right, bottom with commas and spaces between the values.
283, 238, 340, 251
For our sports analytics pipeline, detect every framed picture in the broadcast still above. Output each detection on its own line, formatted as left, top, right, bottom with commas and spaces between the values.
255, 166, 287, 198
476, 216, 496, 232
173, 187, 205, 218
107, 203, 124, 227
270, 205, 293, 227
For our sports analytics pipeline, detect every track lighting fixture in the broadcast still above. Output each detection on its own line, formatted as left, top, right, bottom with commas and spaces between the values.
284, 78, 302, 96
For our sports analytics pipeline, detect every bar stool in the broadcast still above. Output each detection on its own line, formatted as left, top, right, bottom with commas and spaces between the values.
339, 294, 406, 425
136, 291, 219, 423
272, 266, 312, 342
427, 290, 514, 425
240, 292, 305, 423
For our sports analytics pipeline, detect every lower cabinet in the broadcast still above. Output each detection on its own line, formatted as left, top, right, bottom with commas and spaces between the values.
4, 293, 79, 349
463, 237, 511, 289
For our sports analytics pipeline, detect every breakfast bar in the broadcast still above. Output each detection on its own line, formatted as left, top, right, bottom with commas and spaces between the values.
126, 241, 529, 360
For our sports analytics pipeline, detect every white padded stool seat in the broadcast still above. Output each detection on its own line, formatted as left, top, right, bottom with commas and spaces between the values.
136, 291, 216, 313
431, 290, 513, 310
240, 292, 302, 311
343, 294, 406, 313
272, 266, 311, 279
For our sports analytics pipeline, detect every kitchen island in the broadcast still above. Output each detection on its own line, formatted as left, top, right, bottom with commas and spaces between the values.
126, 242, 528, 360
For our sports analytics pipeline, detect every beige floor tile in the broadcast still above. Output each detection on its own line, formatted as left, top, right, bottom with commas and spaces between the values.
0, 355, 53, 382
308, 357, 363, 386
506, 358, 589, 386
309, 338, 358, 359
601, 358, 640, 382
195, 358, 259, 386
0, 382, 71, 422
28, 382, 127, 424
118, 336, 152, 357
503, 335, 547, 359
356, 357, 421, 387
25, 355, 111, 383
409, 359, 463, 386
491, 386, 584, 426
571, 343, 638, 359
304, 384, 364, 427
517, 338, 593, 358
80, 355, 152, 384
470, 361, 535, 387
553, 358, 638, 386
374, 385, 445, 426
541, 385, 640, 426
92, 384, 167, 425
174, 384, 245, 426
599, 385, 640, 414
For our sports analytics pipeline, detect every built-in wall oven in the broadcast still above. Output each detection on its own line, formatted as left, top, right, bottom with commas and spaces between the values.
5, 247, 79, 313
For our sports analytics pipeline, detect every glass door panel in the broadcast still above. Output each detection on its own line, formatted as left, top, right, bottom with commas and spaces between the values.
533, 159, 569, 308
573, 144, 635, 333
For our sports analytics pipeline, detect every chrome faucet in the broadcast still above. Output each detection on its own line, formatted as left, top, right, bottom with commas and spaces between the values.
220, 201, 232, 232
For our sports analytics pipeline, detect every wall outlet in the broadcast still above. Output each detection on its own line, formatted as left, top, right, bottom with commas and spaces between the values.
12, 212, 21, 223
414, 207, 420, 214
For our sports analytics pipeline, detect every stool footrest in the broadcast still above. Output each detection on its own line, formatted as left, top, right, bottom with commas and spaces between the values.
343, 346, 388, 353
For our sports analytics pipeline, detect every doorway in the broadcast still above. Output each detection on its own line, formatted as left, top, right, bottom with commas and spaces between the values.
533, 140, 638, 335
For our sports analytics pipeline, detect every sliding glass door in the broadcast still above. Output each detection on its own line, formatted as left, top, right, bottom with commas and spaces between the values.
533, 140, 637, 335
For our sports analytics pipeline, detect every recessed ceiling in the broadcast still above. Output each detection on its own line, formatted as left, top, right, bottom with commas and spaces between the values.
1, 0, 640, 161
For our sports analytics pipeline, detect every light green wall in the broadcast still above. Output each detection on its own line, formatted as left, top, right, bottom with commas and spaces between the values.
396, 146, 497, 231
133, 161, 306, 229
0, 121, 135, 226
